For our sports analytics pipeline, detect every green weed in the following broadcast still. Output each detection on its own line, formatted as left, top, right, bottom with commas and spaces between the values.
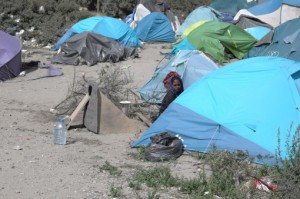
131, 166, 178, 189
109, 184, 122, 198
99, 161, 122, 176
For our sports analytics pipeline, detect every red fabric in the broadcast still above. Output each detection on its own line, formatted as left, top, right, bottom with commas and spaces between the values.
163, 71, 180, 89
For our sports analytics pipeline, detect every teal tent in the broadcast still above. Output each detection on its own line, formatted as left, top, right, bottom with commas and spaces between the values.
246, 18, 300, 62
139, 50, 219, 103
210, 0, 257, 16
176, 6, 222, 37
133, 56, 300, 164
52, 16, 141, 50
134, 12, 175, 43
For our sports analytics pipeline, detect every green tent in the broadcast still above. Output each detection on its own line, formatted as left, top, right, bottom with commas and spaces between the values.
173, 21, 257, 63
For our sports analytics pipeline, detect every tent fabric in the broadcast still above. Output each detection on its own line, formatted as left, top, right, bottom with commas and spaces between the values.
130, 3, 151, 29
234, 0, 300, 27
209, 0, 257, 16
0, 30, 22, 81
233, 15, 274, 29
246, 18, 300, 62
51, 32, 138, 66
244, 26, 271, 40
52, 16, 141, 51
139, 50, 219, 103
173, 21, 257, 63
131, 0, 180, 32
176, 6, 222, 37
134, 12, 176, 43
132, 56, 300, 164
180, 21, 207, 39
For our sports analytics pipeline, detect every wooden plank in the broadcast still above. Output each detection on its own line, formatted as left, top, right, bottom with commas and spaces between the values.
135, 112, 152, 127
66, 93, 90, 129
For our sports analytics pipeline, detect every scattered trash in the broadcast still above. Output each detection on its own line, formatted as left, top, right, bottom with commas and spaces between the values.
121, 65, 132, 69
19, 71, 26, 77
253, 176, 277, 192
13, 145, 23, 150
145, 132, 183, 161
50, 108, 59, 114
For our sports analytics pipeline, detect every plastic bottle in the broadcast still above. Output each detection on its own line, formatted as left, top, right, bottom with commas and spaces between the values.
53, 118, 67, 145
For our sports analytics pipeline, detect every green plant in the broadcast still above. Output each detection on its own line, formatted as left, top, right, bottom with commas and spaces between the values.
129, 146, 146, 160
271, 127, 300, 198
99, 161, 122, 176
193, 148, 259, 198
128, 181, 141, 190
147, 189, 160, 199
109, 184, 122, 198
178, 172, 207, 197
131, 166, 178, 189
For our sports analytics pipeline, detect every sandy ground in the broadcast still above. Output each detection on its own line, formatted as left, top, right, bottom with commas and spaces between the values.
0, 43, 205, 199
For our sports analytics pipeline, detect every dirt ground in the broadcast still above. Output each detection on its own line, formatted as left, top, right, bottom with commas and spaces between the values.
0, 43, 205, 199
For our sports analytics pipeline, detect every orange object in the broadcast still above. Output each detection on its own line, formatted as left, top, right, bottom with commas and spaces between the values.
253, 177, 277, 192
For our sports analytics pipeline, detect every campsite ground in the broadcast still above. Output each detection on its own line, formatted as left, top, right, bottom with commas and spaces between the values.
0, 43, 204, 199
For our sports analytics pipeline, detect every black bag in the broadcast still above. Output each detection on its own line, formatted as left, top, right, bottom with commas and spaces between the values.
145, 132, 183, 162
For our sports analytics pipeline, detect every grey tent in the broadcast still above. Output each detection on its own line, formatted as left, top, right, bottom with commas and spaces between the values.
0, 30, 22, 81
233, 15, 273, 29
51, 32, 138, 66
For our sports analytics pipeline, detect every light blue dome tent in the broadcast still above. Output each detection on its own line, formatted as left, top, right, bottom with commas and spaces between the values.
134, 12, 176, 43
139, 50, 219, 103
175, 6, 222, 37
132, 56, 300, 164
52, 16, 141, 50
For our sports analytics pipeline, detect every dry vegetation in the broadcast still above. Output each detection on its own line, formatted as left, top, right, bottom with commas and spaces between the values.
0, 0, 212, 46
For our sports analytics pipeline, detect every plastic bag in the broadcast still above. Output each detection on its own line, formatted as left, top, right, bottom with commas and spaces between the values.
145, 132, 183, 162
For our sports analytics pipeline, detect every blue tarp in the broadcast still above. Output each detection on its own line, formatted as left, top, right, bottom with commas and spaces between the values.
139, 50, 219, 103
52, 16, 141, 50
133, 56, 300, 164
134, 12, 175, 43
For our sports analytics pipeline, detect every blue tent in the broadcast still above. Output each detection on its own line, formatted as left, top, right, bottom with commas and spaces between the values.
133, 56, 300, 164
234, 0, 300, 27
134, 12, 175, 43
52, 16, 141, 50
210, 0, 257, 16
248, 0, 300, 15
139, 50, 219, 103
176, 6, 222, 37
246, 18, 300, 62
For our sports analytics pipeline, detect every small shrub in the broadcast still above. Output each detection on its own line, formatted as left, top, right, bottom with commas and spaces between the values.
129, 146, 146, 160
147, 189, 160, 199
128, 181, 142, 190
178, 172, 207, 197
131, 166, 178, 189
272, 127, 300, 198
99, 161, 122, 176
97, 64, 133, 108
109, 184, 122, 198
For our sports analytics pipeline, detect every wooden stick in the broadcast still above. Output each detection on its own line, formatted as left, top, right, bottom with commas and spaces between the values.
135, 112, 152, 127
66, 93, 90, 129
